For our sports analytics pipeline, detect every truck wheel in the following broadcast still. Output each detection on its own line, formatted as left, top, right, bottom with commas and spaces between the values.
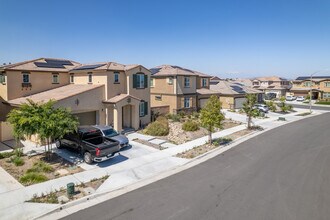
84, 152, 93, 164
55, 140, 62, 149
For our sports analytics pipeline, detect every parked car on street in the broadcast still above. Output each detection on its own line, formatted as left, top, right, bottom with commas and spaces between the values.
56, 126, 120, 164
254, 104, 269, 113
296, 96, 305, 101
286, 95, 294, 101
93, 125, 130, 149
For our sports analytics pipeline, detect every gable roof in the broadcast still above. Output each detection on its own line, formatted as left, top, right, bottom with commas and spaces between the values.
150, 65, 212, 78
210, 80, 262, 95
0, 58, 80, 72
70, 62, 142, 72
253, 76, 288, 81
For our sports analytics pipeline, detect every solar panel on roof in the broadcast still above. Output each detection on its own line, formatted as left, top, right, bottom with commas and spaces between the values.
34, 62, 66, 68
74, 64, 105, 71
44, 59, 73, 66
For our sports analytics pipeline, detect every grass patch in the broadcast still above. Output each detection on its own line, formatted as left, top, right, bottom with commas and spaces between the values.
27, 161, 54, 173
315, 101, 330, 105
0, 151, 14, 159
11, 156, 25, 166
20, 172, 48, 185
30, 191, 58, 204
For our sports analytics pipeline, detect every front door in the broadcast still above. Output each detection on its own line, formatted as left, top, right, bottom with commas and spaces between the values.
122, 105, 132, 128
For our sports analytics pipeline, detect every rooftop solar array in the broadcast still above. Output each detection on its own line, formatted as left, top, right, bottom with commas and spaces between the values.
34, 59, 73, 69
296, 76, 330, 80
73, 64, 105, 71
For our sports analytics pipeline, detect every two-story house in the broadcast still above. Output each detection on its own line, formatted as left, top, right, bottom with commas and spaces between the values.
0, 58, 151, 141
290, 76, 330, 100
150, 65, 212, 114
252, 76, 291, 98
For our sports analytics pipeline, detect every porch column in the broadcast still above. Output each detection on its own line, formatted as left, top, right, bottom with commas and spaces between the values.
113, 107, 123, 132
132, 105, 140, 130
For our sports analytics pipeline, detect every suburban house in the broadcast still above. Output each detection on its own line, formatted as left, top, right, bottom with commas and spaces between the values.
150, 65, 212, 114
252, 76, 291, 98
0, 58, 151, 141
209, 80, 263, 109
290, 76, 330, 100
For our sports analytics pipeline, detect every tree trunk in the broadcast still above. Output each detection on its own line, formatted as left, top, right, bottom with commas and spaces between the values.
208, 126, 212, 144
248, 115, 251, 129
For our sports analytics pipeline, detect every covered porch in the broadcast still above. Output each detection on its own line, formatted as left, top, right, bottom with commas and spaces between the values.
103, 94, 141, 132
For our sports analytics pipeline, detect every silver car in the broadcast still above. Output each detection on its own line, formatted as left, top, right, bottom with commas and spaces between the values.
93, 125, 130, 149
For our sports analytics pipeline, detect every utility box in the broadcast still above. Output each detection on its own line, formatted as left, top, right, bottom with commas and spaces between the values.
67, 182, 75, 197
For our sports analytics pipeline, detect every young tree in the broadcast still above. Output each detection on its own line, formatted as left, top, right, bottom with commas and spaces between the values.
200, 95, 225, 143
7, 99, 79, 157
242, 94, 259, 129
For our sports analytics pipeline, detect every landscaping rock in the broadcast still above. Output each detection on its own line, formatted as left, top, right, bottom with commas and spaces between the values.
58, 195, 69, 204
56, 169, 69, 176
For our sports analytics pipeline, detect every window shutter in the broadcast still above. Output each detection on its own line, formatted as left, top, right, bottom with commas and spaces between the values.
133, 74, 137, 88
144, 75, 148, 88
144, 102, 148, 115
189, 97, 193, 107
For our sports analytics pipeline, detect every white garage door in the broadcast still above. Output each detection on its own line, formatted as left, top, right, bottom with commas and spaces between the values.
234, 97, 246, 109
74, 111, 97, 125
199, 98, 209, 108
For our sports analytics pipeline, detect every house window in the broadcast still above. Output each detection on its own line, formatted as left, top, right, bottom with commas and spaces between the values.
184, 77, 190, 87
70, 74, 74, 83
52, 73, 59, 84
150, 78, 154, 87
88, 72, 93, 83
22, 72, 30, 83
133, 73, 147, 89
139, 101, 148, 117
167, 77, 173, 85
304, 82, 312, 87
114, 72, 119, 83
184, 97, 190, 108
0, 73, 6, 84
155, 95, 162, 101
323, 92, 330, 98
325, 82, 330, 87
202, 78, 207, 87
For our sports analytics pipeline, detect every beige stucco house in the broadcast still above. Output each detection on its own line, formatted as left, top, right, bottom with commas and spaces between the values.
0, 58, 151, 141
252, 76, 291, 98
150, 65, 213, 114
290, 76, 330, 100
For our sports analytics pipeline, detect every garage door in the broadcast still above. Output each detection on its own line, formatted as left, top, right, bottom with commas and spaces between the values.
74, 111, 96, 125
234, 97, 246, 109
199, 98, 209, 108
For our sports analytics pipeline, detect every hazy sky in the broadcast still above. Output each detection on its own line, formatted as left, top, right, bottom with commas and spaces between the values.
1, 0, 329, 78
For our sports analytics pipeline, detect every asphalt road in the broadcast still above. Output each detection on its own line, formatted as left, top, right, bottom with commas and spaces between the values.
63, 113, 330, 220
290, 103, 330, 111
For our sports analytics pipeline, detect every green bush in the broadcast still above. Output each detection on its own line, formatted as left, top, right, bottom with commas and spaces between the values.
182, 120, 199, 131
265, 101, 277, 112
144, 117, 169, 136
14, 148, 23, 157
315, 101, 330, 105
165, 113, 181, 122
27, 161, 54, 173
192, 111, 200, 119
0, 151, 14, 159
20, 172, 48, 185
11, 156, 25, 166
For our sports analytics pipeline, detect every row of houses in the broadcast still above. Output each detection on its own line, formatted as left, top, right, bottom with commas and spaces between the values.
0, 58, 329, 141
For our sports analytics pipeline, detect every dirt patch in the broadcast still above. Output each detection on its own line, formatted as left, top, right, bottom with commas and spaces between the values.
158, 119, 241, 145
176, 129, 255, 159
0, 153, 83, 186
28, 175, 109, 204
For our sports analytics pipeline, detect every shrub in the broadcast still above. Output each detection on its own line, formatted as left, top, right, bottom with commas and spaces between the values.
27, 161, 54, 173
20, 172, 48, 185
192, 111, 200, 119
178, 111, 185, 118
11, 156, 25, 166
265, 101, 277, 112
182, 120, 199, 131
14, 148, 23, 157
0, 151, 14, 159
315, 101, 330, 105
166, 113, 181, 122
143, 117, 169, 136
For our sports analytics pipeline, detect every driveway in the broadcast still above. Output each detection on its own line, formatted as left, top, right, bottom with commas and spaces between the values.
62, 113, 330, 220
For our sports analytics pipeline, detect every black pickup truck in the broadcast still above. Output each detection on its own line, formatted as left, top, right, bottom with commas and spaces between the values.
55, 126, 120, 164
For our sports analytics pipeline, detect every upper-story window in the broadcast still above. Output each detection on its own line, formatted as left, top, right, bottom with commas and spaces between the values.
167, 77, 173, 85
304, 82, 312, 87
202, 78, 207, 87
70, 74, 74, 83
22, 72, 30, 83
88, 72, 93, 83
0, 72, 6, 84
133, 73, 148, 89
150, 78, 154, 87
114, 72, 119, 83
52, 73, 59, 84
184, 77, 190, 88
253, 81, 260, 85
325, 82, 330, 87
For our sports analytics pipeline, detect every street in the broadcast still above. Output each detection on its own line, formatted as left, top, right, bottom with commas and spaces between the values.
62, 113, 330, 220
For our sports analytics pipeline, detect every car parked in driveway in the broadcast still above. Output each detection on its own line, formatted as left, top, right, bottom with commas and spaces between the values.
56, 126, 120, 164
254, 104, 269, 113
296, 96, 305, 101
93, 125, 130, 149
286, 95, 295, 101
